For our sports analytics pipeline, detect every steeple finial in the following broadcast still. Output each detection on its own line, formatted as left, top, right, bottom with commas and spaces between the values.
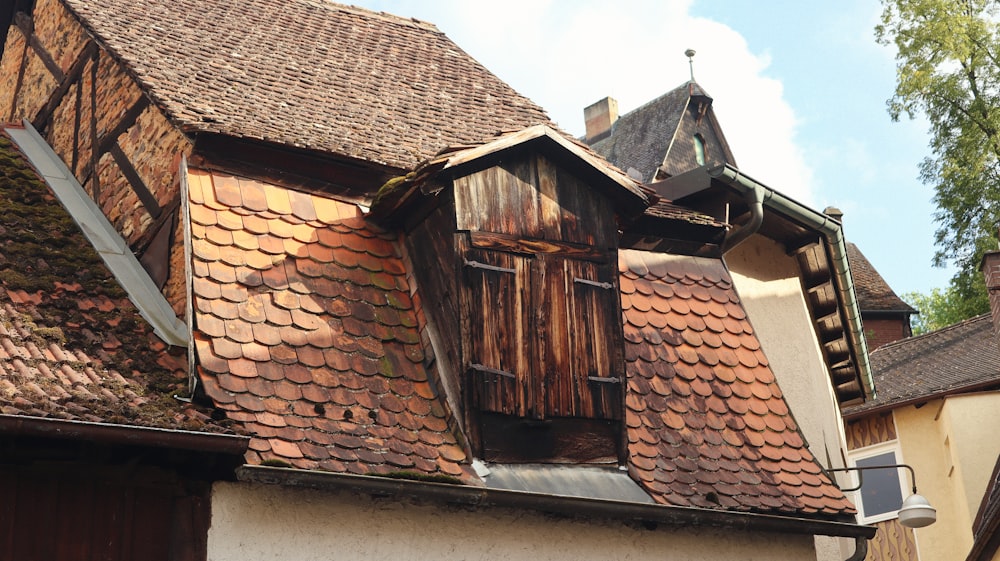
685, 48, 696, 81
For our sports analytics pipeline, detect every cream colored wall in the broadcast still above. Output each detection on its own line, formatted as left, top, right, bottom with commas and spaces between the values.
940, 392, 1000, 519
207, 482, 819, 561
894, 392, 1000, 560
725, 237, 849, 473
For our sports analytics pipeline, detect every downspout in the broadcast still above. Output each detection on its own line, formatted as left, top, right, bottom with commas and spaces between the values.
708, 164, 874, 400
844, 535, 869, 561
719, 169, 766, 253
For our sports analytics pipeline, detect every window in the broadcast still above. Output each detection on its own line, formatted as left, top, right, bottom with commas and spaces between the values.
849, 442, 907, 523
693, 133, 706, 165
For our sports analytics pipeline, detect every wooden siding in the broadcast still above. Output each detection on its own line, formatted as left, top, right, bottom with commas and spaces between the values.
846, 413, 897, 450
0, 463, 210, 561
453, 153, 619, 250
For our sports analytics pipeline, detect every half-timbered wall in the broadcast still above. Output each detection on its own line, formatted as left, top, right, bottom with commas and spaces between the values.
0, 0, 193, 314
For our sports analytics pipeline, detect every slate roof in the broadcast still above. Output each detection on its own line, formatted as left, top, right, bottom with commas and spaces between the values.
189, 168, 475, 480
620, 250, 855, 516
844, 314, 1000, 417
846, 243, 916, 313
590, 85, 690, 182
63, 0, 552, 172
0, 131, 221, 431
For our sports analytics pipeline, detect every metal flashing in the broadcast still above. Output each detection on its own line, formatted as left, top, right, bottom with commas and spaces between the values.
4, 121, 187, 346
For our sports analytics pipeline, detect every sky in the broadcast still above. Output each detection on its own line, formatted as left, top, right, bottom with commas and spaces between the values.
359, 0, 953, 296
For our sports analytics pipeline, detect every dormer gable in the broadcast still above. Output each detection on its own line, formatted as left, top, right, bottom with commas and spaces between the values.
373, 126, 650, 463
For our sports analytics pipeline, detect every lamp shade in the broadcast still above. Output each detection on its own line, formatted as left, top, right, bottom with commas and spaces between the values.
898, 493, 936, 528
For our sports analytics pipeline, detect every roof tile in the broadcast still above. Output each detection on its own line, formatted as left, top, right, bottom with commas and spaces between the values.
190, 168, 473, 481
621, 249, 855, 518
64, 0, 550, 173
0, 134, 232, 431
846, 313, 1000, 416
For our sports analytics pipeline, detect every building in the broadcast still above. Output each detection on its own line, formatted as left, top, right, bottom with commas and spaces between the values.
843, 310, 1000, 559
0, 1, 877, 559
845, 241, 916, 349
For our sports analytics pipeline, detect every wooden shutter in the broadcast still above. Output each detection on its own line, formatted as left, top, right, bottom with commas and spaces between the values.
462, 247, 534, 417
462, 242, 623, 421
538, 256, 622, 420
567, 258, 623, 419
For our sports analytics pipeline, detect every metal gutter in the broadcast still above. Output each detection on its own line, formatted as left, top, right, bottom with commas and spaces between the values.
842, 385, 1000, 421
238, 465, 876, 539
707, 165, 875, 400
3, 121, 188, 347
0, 414, 250, 454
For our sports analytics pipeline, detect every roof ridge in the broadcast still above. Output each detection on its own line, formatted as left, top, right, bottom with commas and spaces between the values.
616, 81, 692, 123
872, 312, 992, 353
318, 2, 442, 33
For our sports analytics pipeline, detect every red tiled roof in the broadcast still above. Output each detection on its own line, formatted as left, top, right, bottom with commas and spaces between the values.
189, 168, 475, 480
63, 0, 552, 172
620, 249, 855, 516
0, 132, 220, 430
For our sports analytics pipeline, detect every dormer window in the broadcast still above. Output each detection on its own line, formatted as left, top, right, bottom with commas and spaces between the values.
694, 133, 706, 166
381, 128, 649, 466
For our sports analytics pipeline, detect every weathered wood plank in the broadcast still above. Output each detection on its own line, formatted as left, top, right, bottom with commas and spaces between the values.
468, 230, 608, 262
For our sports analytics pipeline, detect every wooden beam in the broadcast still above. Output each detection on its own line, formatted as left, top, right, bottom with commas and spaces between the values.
109, 142, 161, 218
468, 231, 608, 262
15, 12, 63, 82
96, 96, 150, 156
32, 40, 96, 132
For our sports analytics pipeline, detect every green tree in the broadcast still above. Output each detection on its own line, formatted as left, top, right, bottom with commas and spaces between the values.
903, 274, 987, 334
877, 0, 997, 321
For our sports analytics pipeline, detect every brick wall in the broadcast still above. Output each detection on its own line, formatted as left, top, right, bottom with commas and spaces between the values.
863, 316, 910, 350
1, 0, 194, 319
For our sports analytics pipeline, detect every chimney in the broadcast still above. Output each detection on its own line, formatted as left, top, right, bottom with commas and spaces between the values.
981, 245, 1000, 337
584, 97, 618, 144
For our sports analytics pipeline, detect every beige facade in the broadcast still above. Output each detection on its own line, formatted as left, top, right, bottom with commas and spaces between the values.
207, 482, 819, 561
892, 392, 1000, 560
725, 236, 850, 471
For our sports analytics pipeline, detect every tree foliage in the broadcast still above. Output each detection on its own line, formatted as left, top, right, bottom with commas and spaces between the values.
903, 274, 986, 334
877, 0, 998, 321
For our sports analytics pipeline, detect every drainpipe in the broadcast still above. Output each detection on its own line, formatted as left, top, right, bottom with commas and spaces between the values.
708, 165, 874, 400
844, 535, 869, 561
719, 169, 767, 253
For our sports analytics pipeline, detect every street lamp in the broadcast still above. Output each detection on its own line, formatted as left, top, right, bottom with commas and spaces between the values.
828, 463, 937, 528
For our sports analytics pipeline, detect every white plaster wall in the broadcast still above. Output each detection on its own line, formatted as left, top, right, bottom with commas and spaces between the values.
725, 237, 849, 474
207, 482, 818, 561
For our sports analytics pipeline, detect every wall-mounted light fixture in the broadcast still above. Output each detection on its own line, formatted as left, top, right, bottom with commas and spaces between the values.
828, 463, 937, 528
